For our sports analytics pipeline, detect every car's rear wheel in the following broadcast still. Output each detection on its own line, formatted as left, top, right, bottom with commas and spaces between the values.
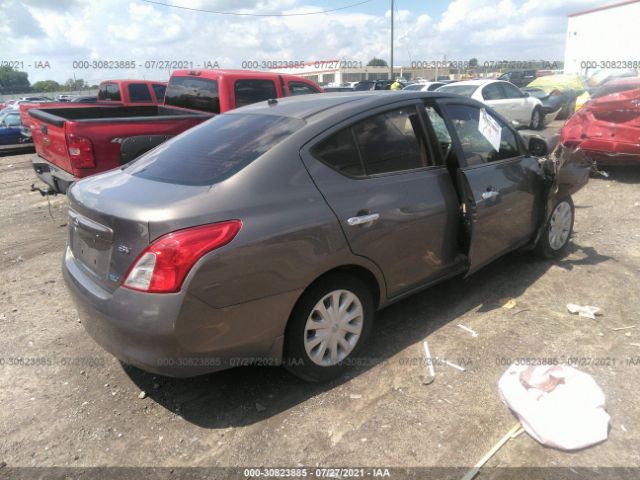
536, 197, 574, 258
284, 274, 374, 382
530, 107, 543, 130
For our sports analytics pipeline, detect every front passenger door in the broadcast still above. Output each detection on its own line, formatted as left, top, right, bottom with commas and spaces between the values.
441, 102, 546, 273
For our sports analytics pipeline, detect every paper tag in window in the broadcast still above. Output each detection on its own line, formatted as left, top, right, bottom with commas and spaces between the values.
478, 108, 501, 152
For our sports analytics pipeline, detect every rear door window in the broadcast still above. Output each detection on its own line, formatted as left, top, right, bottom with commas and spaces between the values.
353, 107, 431, 175
482, 83, 504, 101
98, 83, 121, 101
127, 113, 304, 185
165, 76, 220, 113
235, 80, 277, 108
152, 83, 167, 102
500, 82, 525, 99
445, 104, 521, 165
128, 83, 153, 103
311, 128, 363, 177
288, 81, 319, 96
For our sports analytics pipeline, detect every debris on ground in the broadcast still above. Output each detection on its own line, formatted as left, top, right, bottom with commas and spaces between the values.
498, 363, 610, 450
457, 324, 478, 337
462, 422, 523, 480
444, 360, 466, 372
566, 303, 603, 319
422, 340, 436, 385
138, 391, 146, 399
500, 298, 517, 309
612, 325, 635, 331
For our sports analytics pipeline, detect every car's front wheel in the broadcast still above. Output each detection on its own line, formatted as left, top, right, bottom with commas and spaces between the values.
530, 106, 543, 130
284, 274, 374, 382
536, 197, 575, 258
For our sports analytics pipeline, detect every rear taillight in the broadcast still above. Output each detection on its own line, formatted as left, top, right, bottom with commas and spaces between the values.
550, 89, 563, 97
123, 220, 242, 293
67, 135, 95, 168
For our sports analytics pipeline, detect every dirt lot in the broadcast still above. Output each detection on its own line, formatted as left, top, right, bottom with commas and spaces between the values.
1, 146, 639, 478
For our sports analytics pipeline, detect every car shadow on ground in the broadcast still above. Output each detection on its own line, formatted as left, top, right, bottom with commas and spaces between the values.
595, 165, 640, 184
124, 241, 613, 429
0, 145, 34, 157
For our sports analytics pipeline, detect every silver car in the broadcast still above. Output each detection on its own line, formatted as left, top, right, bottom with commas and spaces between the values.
63, 92, 590, 382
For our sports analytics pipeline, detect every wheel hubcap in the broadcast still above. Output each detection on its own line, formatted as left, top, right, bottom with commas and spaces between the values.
303, 290, 363, 367
549, 201, 572, 250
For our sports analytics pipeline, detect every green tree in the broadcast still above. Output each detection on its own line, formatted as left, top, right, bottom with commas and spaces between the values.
0, 66, 31, 94
367, 57, 388, 67
63, 78, 89, 91
32, 80, 62, 92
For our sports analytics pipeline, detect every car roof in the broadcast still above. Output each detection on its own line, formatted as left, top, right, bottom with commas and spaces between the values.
604, 76, 640, 86
440, 79, 494, 86
100, 80, 167, 85
228, 91, 465, 123
170, 69, 313, 81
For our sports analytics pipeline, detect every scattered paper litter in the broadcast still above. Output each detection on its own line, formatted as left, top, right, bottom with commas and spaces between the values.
422, 340, 436, 385
444, 360, 466, 372
612, 325, 635, 331
498, 363, 610, 450
567, 303, 603, 319
457, 324, 478, 337
501, 298, 517, 310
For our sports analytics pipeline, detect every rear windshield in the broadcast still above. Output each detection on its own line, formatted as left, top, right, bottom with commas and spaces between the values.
127, 113, 304, 186
165, 76, 220, 113
592, 81, 640, 99
436, 85, 478, 97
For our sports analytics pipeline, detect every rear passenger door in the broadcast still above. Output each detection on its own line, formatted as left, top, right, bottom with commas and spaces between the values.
301, 102, 462, 298
500, 82, 530, 125
438, 101, 546, 273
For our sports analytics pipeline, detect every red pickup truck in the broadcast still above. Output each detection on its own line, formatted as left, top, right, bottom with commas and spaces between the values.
29, 70, 321, 193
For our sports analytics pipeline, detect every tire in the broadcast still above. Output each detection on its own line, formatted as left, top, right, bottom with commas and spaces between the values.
284, 274, 374, 382
530, 107, 543, 130
535, 197, 575, 258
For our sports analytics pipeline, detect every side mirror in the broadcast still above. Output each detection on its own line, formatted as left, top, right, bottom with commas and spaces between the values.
528, 137, 548, 157
523, 92, 530, 97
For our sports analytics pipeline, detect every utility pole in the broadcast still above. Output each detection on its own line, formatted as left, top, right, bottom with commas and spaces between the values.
390, 0, 394, 80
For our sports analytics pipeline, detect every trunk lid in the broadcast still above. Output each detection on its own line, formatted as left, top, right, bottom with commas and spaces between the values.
67, 168, 218, 293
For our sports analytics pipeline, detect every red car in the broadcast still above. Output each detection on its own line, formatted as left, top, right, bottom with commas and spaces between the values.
560, 77, 640, 165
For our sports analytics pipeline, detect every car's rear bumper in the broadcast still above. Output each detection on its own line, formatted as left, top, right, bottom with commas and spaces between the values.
62, 247, 298, 377
31, 155, 76, 193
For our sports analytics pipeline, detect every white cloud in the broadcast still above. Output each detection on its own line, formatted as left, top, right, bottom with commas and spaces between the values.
0, 0, 608, 84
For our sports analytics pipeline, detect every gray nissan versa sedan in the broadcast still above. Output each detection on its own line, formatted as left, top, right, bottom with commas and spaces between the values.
63, 91, 590, 382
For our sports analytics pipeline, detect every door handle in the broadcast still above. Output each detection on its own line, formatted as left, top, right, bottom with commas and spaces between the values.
347, 213, 380, 226
481, 190, 500, 200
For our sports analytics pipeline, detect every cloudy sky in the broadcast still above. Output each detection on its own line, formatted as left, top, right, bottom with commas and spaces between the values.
0, 0, 606, 84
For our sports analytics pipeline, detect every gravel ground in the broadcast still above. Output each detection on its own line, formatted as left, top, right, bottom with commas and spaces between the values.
0, 147, 639, 479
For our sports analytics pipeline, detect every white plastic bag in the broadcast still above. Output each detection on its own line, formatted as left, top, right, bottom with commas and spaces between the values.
498, 363, 610, 450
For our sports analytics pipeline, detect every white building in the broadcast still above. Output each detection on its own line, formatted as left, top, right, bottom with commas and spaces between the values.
269, 60, 393, 85
564, 0, 640, 75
